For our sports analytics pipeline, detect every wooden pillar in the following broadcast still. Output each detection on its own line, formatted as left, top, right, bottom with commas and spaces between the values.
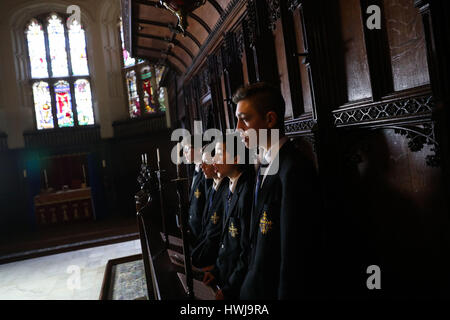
279, 1, 304, 117
415, 0, 450, 212
207, 54, 226, 132
149, 64, 160, 110
221, 31, 245, 129
299, 0, 344, 203
246, 0, 280, 85
359, 0, 394, 100
299, 0, 353, 296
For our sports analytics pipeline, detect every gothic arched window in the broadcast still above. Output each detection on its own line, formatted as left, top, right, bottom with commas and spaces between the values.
119, 19, 167, 119
26, 13, 94, 130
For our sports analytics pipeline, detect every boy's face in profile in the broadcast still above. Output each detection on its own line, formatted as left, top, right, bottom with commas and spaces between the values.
201, 153, 217, 179
235, 98, 269, 149
183, 145, 194, 163
183, 145, 202, 164
213, 142, 234, 178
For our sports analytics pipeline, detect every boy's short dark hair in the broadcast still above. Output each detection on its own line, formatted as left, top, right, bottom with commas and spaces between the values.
232, 82, 286, 132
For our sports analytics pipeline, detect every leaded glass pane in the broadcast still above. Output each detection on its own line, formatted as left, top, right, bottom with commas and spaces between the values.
54, 80, 74, 127
68, 20, 89, 76
74, 79, 94, 126
32, 81, 54, 129
158, 87, 167, 112
26, 20, 48, 78
126, 70, 140, 117
141, 66, 156, 113
156, 66, 165, 84
47, 14, 69, 77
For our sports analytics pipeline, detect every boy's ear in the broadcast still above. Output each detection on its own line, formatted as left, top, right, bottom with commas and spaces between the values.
265, 111, 278, 129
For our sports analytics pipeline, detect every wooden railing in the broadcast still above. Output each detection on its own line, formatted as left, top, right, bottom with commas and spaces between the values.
134, 162, 186, 300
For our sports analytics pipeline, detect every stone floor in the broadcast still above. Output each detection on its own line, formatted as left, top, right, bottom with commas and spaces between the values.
0, 240, 142, 300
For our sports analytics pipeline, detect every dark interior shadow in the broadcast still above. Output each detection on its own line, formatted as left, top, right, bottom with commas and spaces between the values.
324, 129, 450, 299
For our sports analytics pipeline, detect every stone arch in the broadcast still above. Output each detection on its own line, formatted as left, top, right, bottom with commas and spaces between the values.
99, 0, 125, 101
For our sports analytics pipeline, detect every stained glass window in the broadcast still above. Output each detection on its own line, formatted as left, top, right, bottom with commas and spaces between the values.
26, 20, 48, 78
47, 14, 69, 77
69, 20, 89, 76
74, 79, 94, 125
54, 81, 74, 127
120, 19, 166, 118
126, 71, 140, 118
33, 82, 54, 129
26, 13, 94, 130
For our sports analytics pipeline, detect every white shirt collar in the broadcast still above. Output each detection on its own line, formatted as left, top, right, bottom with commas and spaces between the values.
260, 136, 289, 187
229, 171, 243, 194
262, 136, 289, 166
213, 177, 224, 191
195, 164, 201, 173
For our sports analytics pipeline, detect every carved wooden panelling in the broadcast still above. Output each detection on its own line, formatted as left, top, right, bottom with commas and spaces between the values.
338, 0, 372, 102
291, 7, 313, 114
333, 94, 433, 127
285, 117, 316, 136
266, 0, 281, 31
337, 127, 446, 290
273, 19, 293, 119
383, 0, 430, 91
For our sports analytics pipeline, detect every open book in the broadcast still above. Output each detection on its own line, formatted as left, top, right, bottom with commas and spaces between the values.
177, 272, 216, 300
160, 232, 183, 248
167, 249, 203, 273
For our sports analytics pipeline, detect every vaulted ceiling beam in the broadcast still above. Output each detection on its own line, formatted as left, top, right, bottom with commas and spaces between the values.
207, 0, 224, 15
134, 0, 212, 33
136, 45, 189, 69
137, 33, 195, 59
137, 18, 202, 48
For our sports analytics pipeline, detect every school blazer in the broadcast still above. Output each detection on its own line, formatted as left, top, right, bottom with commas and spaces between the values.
188, 171, 208, 243
212, 169, 254, 299
239, 140, 321, 300
191, 178, 229, 268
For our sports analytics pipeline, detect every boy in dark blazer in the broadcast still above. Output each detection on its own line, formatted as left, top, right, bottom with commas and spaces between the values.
183, 142, 208, 245
191, 149, 229, 269
203, 134, 254, 300
235, 82, 322, 300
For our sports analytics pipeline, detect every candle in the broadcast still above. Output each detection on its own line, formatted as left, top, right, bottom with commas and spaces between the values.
157, 148, 160, 163
44, 169, 48, 186
141, 154, 144, 163
82, 165, 86, 183
145, 153, 148, 164
177, 143, 181, 165
102, 160, 106, 168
